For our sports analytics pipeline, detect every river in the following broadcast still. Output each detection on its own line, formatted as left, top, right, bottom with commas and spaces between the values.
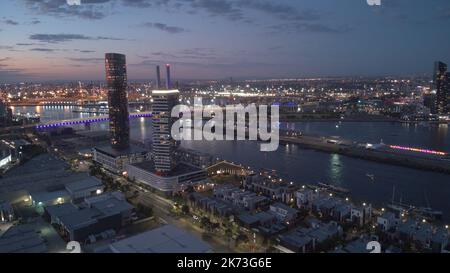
13, 105, 450, 221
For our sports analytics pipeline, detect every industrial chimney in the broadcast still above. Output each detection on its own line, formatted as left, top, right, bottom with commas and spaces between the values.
166, 64, 171, 89
156, 65, 161, 89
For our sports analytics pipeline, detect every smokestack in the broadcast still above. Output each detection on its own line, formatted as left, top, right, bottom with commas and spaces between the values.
166, 64, 171, 89
156, 65, 161, 89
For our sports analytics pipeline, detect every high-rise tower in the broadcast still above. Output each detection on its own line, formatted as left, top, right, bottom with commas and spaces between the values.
434, 61, 448, 115
152, 89, 180, 174
152, 64, 179, 174
105, 53, 129, 150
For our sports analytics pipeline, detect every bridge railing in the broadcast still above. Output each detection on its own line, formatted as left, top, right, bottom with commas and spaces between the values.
35, 112, 152, 129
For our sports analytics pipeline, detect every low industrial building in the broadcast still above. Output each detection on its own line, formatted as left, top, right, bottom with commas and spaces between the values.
30, 176, 104, 211
44, 191, 133, 242
98, 225, 212, 253
0, 224, 47, 253
65, 177, 104, 202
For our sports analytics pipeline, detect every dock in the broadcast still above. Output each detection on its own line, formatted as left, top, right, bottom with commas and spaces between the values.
280, 132, 450, 174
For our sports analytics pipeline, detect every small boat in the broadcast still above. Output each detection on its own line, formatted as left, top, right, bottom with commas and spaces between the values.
415, 192, 443, 220
366, 174, 375, 181
414, 207, 443, 220
387, 203, 411, 214
317, 182, 350, 194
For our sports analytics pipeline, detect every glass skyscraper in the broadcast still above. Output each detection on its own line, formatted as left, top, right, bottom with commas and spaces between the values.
105, 53, 130, 150
434, 61, 448, 115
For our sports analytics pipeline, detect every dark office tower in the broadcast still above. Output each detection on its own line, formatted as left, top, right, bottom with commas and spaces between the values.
166, 64, 171, 89
444, 73, 450, 113
433, 61, 448, 115
105, 53, 130, 150
156, 65, 162, 89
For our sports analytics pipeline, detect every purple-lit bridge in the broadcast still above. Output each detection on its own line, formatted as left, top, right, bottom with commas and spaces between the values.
35, 112, 152, 130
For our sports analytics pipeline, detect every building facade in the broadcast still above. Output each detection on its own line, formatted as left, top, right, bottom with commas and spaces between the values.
105, 53, 130, 150
433, 61, 449, 115
151, 89, 180, 173
93, 145, 149, 174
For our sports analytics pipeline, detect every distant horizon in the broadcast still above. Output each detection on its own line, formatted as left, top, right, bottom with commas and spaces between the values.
1, 0, 450, 82
0, 72, 436, 85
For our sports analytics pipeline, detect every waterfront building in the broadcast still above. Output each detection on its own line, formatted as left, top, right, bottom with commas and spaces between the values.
152, 88, 180, 174
96, 54, 149, 172
105, 53, 129, 150
433, 61, 448, 115
350, 203, 373, 227
296, 188, 319, 209
213, 184, 269, 211
125, 66, 208, 193
269, 202, 299, 225
376, 211, 400, 232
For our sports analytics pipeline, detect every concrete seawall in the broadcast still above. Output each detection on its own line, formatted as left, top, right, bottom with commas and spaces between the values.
280, 135, 450, 174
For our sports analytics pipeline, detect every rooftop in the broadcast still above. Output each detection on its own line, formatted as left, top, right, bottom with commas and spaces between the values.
238, 211, 275, 225
0, 224, 47, 253
45, 203, 79, 218
65, 177, 103, 193
58, 208, 102, 231
91, 195, 133, 216
270, 202, 299, 214
108, 225, 212, 253
131, 160, 203, 177
94, 144, 148, 158
30, 189, 69, 204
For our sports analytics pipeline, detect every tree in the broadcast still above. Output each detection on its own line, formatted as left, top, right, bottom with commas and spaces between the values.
181, 205, 190, 215
89, 164, 102, 177
137, 203, 153, 218
200, 216, 212, 230
236, 234, 249, 245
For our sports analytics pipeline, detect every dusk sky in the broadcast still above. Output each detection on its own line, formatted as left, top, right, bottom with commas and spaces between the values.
1, 0, 450, 82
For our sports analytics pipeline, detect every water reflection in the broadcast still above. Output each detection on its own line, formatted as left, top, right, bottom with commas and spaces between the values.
329, 154, 343, 186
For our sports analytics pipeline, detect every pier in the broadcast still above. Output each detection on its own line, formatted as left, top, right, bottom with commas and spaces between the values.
280, 132, 450, 174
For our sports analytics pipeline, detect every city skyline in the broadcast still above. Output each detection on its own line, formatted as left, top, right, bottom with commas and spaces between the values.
1, 0, 450, 82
